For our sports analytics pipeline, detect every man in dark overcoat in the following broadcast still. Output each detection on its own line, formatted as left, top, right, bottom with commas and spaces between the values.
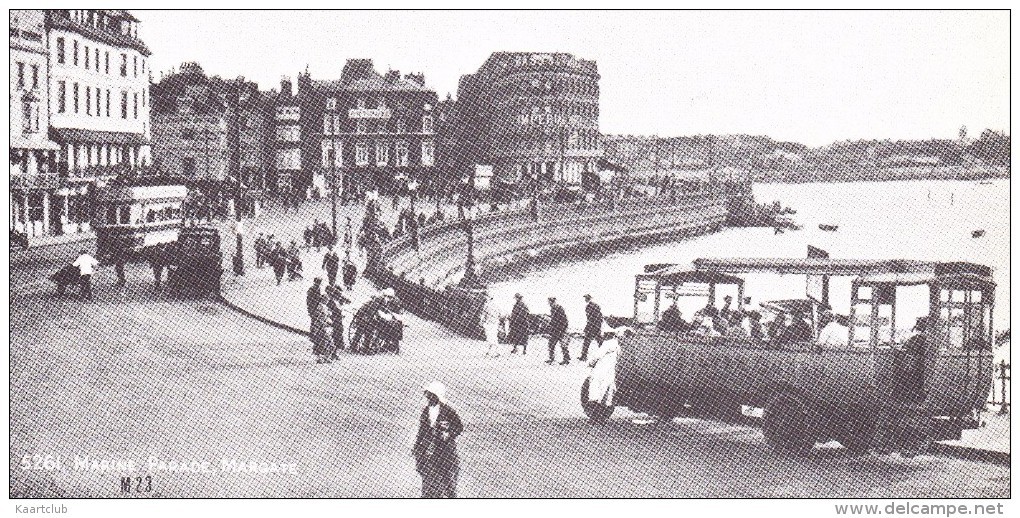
411, 382, 464, 498
546, 297, 570, 365
507, 293, 530, 355
579, 294, 604, 361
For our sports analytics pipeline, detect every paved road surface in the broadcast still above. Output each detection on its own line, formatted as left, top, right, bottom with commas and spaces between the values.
9, 258, 1010, 497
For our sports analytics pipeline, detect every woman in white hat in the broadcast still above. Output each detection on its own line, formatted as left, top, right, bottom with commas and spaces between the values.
586, 322, 628, 408
481, 293, 505, 357
411, 381, 464, 498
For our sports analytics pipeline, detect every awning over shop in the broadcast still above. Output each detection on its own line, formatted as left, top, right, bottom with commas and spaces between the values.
10, 136, 61, 151
51, 128, 149, 146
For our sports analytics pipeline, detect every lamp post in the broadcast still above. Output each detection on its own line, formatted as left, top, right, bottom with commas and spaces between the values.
330, 162, 339, 240
459, 202, 480, 289
408, 178, 419, 250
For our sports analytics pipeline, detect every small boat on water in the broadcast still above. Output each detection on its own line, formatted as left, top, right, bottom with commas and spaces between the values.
972, 230, 986, 238
819, 224, 839, 232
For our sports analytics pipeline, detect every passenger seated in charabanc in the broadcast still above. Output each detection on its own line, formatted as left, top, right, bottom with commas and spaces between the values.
747, 311, 764, 342
766, 310, 789, 347
724, 311, 749, 339
817, 311, 850, 349
658, 299, 689, 333
694, 316, 722, 337
780, 309, 813, 345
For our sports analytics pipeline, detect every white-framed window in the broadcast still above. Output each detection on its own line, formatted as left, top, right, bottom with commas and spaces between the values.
421, 140, 435, 167
356, 98, 366, 109
326, 97, 337, 110
422, 115, 434, 134
395, 141, 409, 167
376, 141, 389, 166
276, 126, 300, 142
276, 148, 301, 170
324, 114, 333, 135
355, 143, 369, 166
396, 118, 405, 133
321, 140, 342, 167
356, 120, 366, 134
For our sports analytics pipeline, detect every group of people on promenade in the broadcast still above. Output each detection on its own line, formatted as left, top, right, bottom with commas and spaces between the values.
253, 235, 306, 285
306, 277, 402, 362
484, 293, 608, 366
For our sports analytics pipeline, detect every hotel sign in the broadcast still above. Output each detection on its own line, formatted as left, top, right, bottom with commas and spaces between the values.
348, 108, 392, 119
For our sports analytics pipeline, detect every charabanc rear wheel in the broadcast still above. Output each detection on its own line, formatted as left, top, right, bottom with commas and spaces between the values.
837, 415, 876, 454
580, 377, 614, 423
763, 391, 814, 454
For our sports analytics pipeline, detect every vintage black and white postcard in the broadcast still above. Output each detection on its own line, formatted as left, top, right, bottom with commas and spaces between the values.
7, 7, 1011, 514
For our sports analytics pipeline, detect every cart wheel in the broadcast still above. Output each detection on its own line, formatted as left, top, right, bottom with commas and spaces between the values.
763, 391, 815, 454
580, 377, 614, 423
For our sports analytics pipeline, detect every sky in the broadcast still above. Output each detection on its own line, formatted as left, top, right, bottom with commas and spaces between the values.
138, 10, 1009, 146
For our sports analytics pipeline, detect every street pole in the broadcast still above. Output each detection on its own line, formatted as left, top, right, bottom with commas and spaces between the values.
331, 166, 338, 240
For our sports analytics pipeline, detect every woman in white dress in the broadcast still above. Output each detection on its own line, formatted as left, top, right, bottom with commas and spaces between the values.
587, 322, 629, 406
481, 294, 504, 357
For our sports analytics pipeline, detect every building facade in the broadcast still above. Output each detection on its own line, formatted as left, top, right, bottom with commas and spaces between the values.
10, 10, 62, 238
280, 60, 439, 198
272, 76, 302, 195
450, 52, 602, 190
150, 64, 272, 188
45, 9, 152, 235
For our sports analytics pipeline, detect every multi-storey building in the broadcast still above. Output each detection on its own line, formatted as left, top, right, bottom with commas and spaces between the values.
45, 9, 152, 234
151, 88, 230, 180
150, 63, 272, 187
272, 76, 302, 194
10, 10, 62, 238
278, 60, 439, 198
450, 52, 602, 190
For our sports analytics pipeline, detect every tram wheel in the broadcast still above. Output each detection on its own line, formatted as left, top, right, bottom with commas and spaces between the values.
580, 377, 615, 423
763, 391, 815, 454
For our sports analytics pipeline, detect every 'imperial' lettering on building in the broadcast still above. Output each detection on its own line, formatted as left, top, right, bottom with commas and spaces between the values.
72, 455, 136, 472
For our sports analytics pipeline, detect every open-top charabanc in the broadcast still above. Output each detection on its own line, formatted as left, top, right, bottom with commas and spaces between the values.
581, 257, 996, 454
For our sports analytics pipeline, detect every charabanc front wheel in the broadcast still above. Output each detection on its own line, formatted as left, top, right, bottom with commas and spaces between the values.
580, 377, 614, 423
763, 391, 815, 454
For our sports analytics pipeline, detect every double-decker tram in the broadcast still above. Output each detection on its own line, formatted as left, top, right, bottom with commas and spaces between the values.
93, 184, 187, 260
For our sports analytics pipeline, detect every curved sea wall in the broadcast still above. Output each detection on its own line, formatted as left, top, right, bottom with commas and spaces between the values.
366, 194, 731, 338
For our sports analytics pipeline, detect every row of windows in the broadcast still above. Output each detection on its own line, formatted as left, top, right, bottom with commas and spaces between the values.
55, 80, 146, 119
67, 9, 139, 38
55, 36, 145, 78
14, 62, 41, 90
340, 116, 433, 135
313, 140, 436, 168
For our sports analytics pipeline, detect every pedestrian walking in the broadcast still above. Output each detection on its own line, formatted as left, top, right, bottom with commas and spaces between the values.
545, 297, 570, 365
270, 242, 286, 285
342, 253, 358, 291
411, 382, 463, 499
507, 293, 530, 355
481, 293, 504, 357
287, 241, 303, 281
580, 294, 604, 362
311, 302, 334, 364
343, 217, 353, 251
254, 233, 266, 268
147, 243, 168, 291
326, 286, 351, 357
111, 242, 129, 287
306, 278, 323, 320
322, 246, 340, 287
72, 249, 99, 301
